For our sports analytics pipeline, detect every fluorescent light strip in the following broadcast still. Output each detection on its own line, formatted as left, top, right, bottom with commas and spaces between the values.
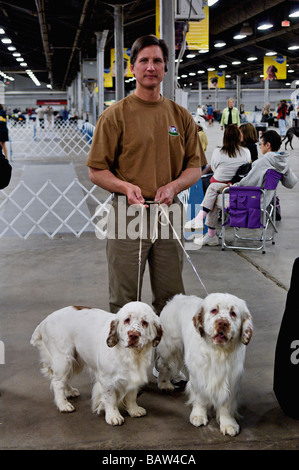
0, 70, 14, 81
26, 69, 40, 86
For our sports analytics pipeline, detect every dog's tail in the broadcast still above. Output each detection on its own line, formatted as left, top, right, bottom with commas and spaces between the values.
30, 324, 43, 347
30, 324, 53, 378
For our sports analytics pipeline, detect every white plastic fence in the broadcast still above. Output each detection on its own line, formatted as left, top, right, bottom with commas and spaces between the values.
2, 119, 189, 239
0, 178, 113, 239
7, 119, 93, 159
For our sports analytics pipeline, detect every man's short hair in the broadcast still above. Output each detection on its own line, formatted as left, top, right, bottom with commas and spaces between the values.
130, 35, 169, 72
261, 130, 281, 152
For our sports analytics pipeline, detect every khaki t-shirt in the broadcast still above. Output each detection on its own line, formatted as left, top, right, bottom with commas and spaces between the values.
86, 93, 206, 199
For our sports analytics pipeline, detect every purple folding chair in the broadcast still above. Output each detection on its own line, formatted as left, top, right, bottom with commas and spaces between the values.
221, 169, 282, 253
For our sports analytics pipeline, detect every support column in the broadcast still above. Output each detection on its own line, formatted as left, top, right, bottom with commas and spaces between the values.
160, 0, 175, 101
236, 74, 241, 110
77, 71, 82, 119
96, 30, 109, 117
198, 81, 202, 107
264, 78, 269, 106
114, 5, 124, 101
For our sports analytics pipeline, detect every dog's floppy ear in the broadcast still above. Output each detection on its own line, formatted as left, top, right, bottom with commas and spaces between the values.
193, 307, 204, 336
152, 321, 163, 348
241, 307, 253, 345
106, 319, 119, 347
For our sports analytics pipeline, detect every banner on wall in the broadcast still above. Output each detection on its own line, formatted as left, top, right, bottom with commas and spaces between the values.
263, 55, 287, 81
110, 48, 133, 77
208, 70, 225, 89
156, 0, 209, 51
104, 48, 133, 88
175, 4, 209, 50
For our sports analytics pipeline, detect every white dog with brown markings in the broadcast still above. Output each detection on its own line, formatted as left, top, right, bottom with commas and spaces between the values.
156, 293, 253, 436
31, 301, 163, 426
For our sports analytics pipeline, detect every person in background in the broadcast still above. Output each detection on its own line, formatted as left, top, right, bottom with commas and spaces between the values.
0, 104, 9, 159
240, 104, 246, 123
62, 106, 69, 121
220, 98, 240, 130
185, 125, 251, 245
262, 102, 271, 122
196, 104, 205, 118
194, 115, 208, 152
277, 100, 288, 137
206, 104, 213, 126
240, 122, 258, 162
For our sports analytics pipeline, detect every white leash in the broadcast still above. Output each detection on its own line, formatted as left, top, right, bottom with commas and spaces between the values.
137, 203, 209, 299
137, 204, 145, 302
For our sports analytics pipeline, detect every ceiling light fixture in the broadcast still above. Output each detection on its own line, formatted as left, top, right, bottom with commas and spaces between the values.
288, 45, 299, 50
265, 51, 277, 56
0, 28, 5, 34
20, 62, 28, 67
239, 22, 253, 36
207, 67, 215, 71
289, 10, 299, 18
232, 61, 241, 65
234, 34, 246, 40
186, 54, 196, 58
1, 38, 12, 44
197, 70, 205, 74
198, 49, 208, 53
257, 23, 273, 30
208, 0, 218, 6
214, 41, 226, 48
0, 70, 14, 81
247, 56, 258, 61
7, 46, 16, 51
26, 69, 41, 86
12, 52, 21, 57
219, 64, 227, 68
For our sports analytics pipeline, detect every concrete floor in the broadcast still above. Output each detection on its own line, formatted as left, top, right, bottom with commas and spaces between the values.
1, 121, 299, 451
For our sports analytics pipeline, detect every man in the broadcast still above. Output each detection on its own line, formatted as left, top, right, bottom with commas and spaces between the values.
220, 98, 240, 130
86, 35, 206, 314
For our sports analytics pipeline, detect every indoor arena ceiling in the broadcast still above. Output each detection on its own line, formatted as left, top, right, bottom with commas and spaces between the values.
0, 0, 298, 91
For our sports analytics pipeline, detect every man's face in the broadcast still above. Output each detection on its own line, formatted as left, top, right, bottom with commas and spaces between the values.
130, 45, 166, 90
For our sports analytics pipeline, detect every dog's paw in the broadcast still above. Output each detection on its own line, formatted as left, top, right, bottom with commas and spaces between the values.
58, 401, 75, 413
220, 419, 239, 437
190, 413, 208, 427
66, 386, 80, 398
158, 380, 175, 392
127, 405, 146, 418
105, 411, 125, 426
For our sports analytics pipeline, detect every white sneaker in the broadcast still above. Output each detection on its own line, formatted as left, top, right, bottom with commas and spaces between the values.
202, 232, 219, 246
184, 217, 203, 231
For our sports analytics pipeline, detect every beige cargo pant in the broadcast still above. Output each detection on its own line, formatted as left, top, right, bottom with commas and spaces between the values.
106, 195, 185, 315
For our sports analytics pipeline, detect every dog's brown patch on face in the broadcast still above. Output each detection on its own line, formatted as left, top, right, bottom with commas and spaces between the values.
73, 306, 92, 310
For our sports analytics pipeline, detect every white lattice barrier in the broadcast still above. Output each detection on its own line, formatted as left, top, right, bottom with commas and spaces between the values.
7, 120, 93, 158
0, 179, 112, 239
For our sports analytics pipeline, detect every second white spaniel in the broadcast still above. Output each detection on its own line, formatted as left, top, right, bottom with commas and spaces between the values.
156, 293, 253, 436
